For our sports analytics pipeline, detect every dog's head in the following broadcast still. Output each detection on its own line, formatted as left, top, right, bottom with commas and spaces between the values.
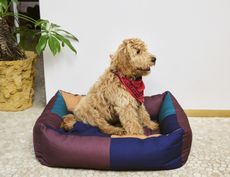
110, 38, 156, 79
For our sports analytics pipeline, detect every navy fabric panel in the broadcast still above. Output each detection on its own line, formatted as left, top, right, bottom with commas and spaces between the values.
110, 128, 184, 170
160, 114, 181, 135
55, 122, 110, 137
51, 91, 68, 118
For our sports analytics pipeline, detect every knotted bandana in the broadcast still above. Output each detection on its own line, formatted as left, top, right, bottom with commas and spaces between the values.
114, 72, 145, 104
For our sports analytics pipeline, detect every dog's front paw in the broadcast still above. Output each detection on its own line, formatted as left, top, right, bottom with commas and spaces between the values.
125, 123, 144, 135
60, 114, 77, 131
147, 121, 159, 131
113, 127, 126, 136
128, 129, 144, 135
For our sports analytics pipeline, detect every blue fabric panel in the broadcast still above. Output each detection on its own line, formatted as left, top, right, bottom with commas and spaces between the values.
110, 128, 184, 170
159, 93, 176, 121
51, 91, 68, 118
160, 114, 181, 134
55, 122, 110, 137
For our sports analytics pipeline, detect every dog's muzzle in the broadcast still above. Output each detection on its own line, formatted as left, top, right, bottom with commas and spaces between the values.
151, 57, 157, 64
137, 67, 151, 72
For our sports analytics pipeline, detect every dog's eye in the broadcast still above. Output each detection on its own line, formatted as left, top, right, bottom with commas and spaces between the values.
136, 49, 140, 54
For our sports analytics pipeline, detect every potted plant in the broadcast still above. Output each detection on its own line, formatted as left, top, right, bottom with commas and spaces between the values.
0, 0, 78, 111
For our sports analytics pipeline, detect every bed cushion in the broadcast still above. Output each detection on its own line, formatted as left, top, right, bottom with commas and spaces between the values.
33, 91, 192, 170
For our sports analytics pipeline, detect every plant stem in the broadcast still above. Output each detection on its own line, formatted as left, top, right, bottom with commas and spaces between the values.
4, 12, 37, 24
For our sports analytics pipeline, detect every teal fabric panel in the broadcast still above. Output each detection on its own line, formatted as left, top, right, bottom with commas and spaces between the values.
51, 91, 68, 118
159, 92, 176, 121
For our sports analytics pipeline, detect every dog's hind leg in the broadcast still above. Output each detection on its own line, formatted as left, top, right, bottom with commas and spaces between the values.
74, 104, 125, 135
116, 104, 144, 135
138, 104, 159, 130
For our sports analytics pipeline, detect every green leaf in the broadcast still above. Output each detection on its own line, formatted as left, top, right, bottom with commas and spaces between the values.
48, 35, 61, 56
56, 29, 79, 42
35, 19, 49, 29
54, 37, 61, 53
0, 0, 8, 8
0, 6, 3, 15
36, 35, 49, 55
53, 33, 77, 54
51, 23, 60, 28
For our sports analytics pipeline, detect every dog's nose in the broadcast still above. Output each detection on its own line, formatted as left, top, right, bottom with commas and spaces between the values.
151, 57, 157, 63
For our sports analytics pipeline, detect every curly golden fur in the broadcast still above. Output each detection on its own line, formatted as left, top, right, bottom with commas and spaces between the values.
61, 38, 158, 135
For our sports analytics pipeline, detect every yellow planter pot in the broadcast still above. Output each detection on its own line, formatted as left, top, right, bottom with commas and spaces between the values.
0, 51, 37, 111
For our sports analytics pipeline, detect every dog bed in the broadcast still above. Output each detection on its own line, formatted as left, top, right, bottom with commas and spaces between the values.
33, 91, 192, 170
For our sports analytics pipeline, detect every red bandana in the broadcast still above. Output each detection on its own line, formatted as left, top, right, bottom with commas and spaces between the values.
114, 72, 145, 104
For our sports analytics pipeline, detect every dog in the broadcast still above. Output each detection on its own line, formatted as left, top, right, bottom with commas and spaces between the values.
61, 38, 158, 135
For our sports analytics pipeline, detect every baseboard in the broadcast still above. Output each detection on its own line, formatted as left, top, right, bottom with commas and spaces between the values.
185, 110, 230, 117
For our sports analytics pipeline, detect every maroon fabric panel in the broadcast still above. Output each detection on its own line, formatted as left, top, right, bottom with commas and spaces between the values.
170, 92, 192, 165
143, 92, 167, 134
34, 122, 111, 169
33, 92, 111, 169
34, 92, 61, 128
144, 127, 161, 136
33, 93, 61, 167
33, 113, 61, 160
144, 92, 167, 118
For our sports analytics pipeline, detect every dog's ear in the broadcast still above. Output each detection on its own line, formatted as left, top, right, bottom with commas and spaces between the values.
126, 43, 135, 59
110, 51, 119, 71
110, 45, 127, 71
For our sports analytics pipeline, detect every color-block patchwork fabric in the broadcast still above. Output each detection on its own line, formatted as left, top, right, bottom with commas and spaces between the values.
33, 91, 192, 170
110, 128, 184, 170
51, 91, 68, 117
159, 92, 176, 121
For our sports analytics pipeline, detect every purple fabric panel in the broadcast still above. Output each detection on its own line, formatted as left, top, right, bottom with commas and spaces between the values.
33, 93, 61, 167
35, 92, 61, 128
35, 123, 111, 169
33, 113, 62, 166
144, 92, 167, 118
33, 91, 111, 169
170, 92, 192, 166
144, 127, 161, 136
43, 92, 58, 114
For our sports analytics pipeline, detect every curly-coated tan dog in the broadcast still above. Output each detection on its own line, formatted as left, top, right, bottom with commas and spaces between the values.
61, 38, 158, 135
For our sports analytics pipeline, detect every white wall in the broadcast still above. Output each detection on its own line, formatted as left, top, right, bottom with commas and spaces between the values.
40, 0, 230, 110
